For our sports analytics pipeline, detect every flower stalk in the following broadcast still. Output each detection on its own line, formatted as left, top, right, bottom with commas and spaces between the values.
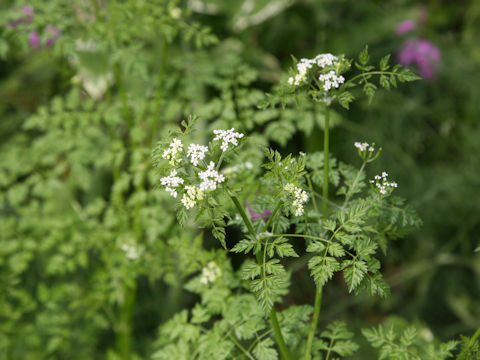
305, 105, 330, 360
230, 195, 291, 360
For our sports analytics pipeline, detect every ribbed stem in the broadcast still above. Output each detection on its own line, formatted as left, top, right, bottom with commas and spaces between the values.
230, 195, 291, 360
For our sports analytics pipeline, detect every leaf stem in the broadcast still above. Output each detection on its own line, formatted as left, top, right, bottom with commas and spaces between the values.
230, 195, 291, 360
345, 71, 398, 85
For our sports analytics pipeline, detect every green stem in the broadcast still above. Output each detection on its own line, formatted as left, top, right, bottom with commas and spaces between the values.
270, 309, 291, 360
305, 105, 330, 360
262, 201, 283, 233
325, 337, 334, 360
304, 288, 323, 360
345, 71, 399, 85
116, 282, 136, 360
230, 195, 257, 254
230, 195, 291, 360
322, 106, 330, 215
343, 161, 366, 208
306, 175, 318, 212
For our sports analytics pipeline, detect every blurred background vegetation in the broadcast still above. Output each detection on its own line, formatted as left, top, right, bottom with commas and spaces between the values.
0, 0, 479, 359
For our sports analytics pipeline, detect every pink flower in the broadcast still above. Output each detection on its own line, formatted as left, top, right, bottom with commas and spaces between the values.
28, 31, 39, 48
397, 38, 441, 79
6, 5, 34, 27
45, 25, 61, 47
395, 20, 416, 35
246, 202, 272, 222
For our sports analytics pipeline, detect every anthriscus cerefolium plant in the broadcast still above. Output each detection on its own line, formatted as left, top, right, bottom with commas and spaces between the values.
150, 48, 470, 360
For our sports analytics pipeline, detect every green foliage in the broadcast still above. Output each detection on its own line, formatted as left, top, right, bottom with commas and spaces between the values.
363, 324, 458, 360
455, 330, 480, 360
152, 261, 273, 360
2, 0, 478, 359
313, 321, 359, 359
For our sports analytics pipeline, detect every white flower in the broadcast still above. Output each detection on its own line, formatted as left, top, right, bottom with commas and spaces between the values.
284, 183, 309, 216
162, 138, 183, 166
354, 141, 380, 162
314, 53, 338, 68
354, 141, 370, 152
187, 143, 209, 166
288, 53, 341, 87
160, 169, 184, 198
181, 185, 204, 209
318, 70, 345, 91
213, 128, 244, 152
198, 161, 225, 191
370, 172, 398, 195
199, 261, 222, 285
121, 244, 140, 260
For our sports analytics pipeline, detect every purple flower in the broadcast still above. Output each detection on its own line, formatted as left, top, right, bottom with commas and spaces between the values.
395, 19, 416, 35
28, 31, 39, 48
397, 38, 441, 79
45, 25, 61, 47
246, 202, 272, 222
6, 5, 34, 27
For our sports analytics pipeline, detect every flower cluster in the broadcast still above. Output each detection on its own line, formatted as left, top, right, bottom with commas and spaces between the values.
6, 5, 33, 27
284, 183, 309, 216
318, 70, 345, 91
199, 261, 222, 285
354, 142, 373, 152
397, 38, 441, 79
187, 143, 208, 166
160, 169, 184, 198
121, 243, 140, 260
370, 172, 398, 195
181, 185, 204, 210
162, 138, 183, 166
288, 53, 344, 90
198, 161, 225, 191
354, 141, 381, 162
5, 5, 61, 49
158, 128, 244, 210
213, 128, 244, 152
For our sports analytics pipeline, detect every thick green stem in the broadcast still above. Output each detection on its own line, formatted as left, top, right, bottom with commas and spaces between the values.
230, 195, 291, 360
305, 105, 330, 360
270, 309, 291, 360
